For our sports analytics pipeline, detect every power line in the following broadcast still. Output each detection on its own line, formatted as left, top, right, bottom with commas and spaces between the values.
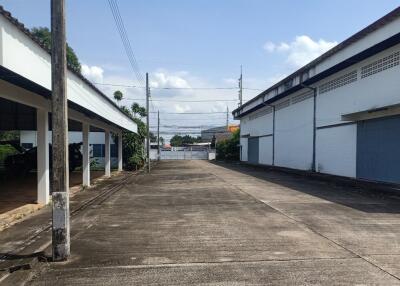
150, 118, 229, 121
93, 82, 262, 91
107, 0, 144, 85
150, 111, 227, 115
150, 125, 222, 128
124, 98, 239, 102
149, 131, 203, 135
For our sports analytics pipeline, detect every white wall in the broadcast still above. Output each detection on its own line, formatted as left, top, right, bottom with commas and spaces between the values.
240, 108, 273, 137
317, 44, 400, 127
20, 130, 37, 146
0, 17, 51, 89
316, 124, 357, 178
275, 97, 314, 170
259, 136, 273, 165
20, 131, 115, 146
240, 106, 273, 163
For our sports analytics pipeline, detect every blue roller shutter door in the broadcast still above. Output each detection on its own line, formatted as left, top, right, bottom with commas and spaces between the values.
357, 115, 400, 184
248, 137, 259, 164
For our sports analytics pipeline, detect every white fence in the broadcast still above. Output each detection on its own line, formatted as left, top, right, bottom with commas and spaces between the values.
160, 148, 215, 160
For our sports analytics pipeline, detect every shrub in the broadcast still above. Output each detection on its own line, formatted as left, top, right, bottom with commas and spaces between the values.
216, 129, 240, 161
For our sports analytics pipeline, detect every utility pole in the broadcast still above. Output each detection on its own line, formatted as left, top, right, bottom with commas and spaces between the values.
51, 0, 70, 261
238, 65, 243, 107
157, 110, 160, 160
146, 73, 150, 172
226, 106, 229, 130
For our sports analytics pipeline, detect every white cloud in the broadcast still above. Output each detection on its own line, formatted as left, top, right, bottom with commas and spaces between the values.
90, 67, 256, 142
150, 70, 191, 89
263, 35, 338, 68
81, 64, 104, 83
174, 104, 191, 113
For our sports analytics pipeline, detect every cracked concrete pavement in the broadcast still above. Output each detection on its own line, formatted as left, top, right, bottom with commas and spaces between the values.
4, 160, 400, 285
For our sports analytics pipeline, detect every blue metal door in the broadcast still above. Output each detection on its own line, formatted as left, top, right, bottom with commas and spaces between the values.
357, 115, 400, 184
248, 137, 259, 164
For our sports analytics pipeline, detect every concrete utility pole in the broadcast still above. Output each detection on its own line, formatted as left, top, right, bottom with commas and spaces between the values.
146, 73, 150, 172
51, 0, 70, 261
226, 106, 229, 130
238, 65, 243, 107
157, 110, 160, 160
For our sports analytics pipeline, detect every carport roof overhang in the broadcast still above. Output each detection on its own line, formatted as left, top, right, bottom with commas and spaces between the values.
342, 102, 400, 122
0, 6, 137, 134
0, 65, 131, 134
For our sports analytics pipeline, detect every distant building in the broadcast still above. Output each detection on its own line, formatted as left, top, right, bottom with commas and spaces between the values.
201, 125, 238, 143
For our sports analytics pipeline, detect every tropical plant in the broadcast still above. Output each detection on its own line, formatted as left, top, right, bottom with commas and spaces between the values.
119, 103, 148, 170
131, 102, 147, 118
31, 27, 81, 73
113, 90, 123, 104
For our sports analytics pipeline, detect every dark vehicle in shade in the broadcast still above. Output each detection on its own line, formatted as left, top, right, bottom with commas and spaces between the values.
4, 143, 83, 175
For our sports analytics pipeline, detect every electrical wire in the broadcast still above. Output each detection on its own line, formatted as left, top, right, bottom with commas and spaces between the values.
107, 0, 144, 86
123, 98, 240, 102
93, 82, 262, 91
150, 112, 227, 115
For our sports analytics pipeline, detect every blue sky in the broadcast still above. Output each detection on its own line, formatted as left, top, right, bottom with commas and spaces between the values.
1, 0, 399, 138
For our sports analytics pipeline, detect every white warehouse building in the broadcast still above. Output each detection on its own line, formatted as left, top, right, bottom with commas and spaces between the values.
233, 7, 400, 185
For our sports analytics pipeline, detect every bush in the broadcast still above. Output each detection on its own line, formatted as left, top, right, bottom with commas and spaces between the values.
216, 129, 240, 161
127, 153, 144, 170
0, 144, 19, 169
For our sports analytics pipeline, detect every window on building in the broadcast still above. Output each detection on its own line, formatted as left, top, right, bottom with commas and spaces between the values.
91, 144, 117, 158
92, 144, 103, 157
111, 144, 117, 157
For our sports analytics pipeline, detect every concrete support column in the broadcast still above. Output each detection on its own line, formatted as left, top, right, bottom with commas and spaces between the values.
105, 130, 111, 177
82, 123, 90, 186
37, 109, 50, 205
118, 132, 123, 172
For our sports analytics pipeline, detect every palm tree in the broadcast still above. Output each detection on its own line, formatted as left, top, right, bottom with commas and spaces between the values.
113, 90, 123, 105
131, 102, 147, 118
138, 106, 147, 117
131, 102, 140, 118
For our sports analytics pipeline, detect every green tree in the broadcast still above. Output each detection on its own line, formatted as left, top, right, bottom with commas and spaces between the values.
149, 132, 157, 142
118, 104, 149, 170
170, 134, 201, 147
216, 129, 240, 161
113, 90, 123, 104
170, 135, 183, 147
31, 27, 82, 73
0, 131, 19, 141
131, 102, 147, 118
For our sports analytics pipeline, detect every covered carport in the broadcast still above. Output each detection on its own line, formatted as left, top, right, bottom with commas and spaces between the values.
0, 8, 137, 211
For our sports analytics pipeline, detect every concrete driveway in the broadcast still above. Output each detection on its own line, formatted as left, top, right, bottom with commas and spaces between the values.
21, 161, 400, 285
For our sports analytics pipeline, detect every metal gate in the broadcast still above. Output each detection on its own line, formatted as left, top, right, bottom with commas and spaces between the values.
248, 137, 259, 164
357, 115, 400, 184
160, 147, 210, 160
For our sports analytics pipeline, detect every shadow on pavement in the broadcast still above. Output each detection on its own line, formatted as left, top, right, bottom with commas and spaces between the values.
212, 161, 400, 214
